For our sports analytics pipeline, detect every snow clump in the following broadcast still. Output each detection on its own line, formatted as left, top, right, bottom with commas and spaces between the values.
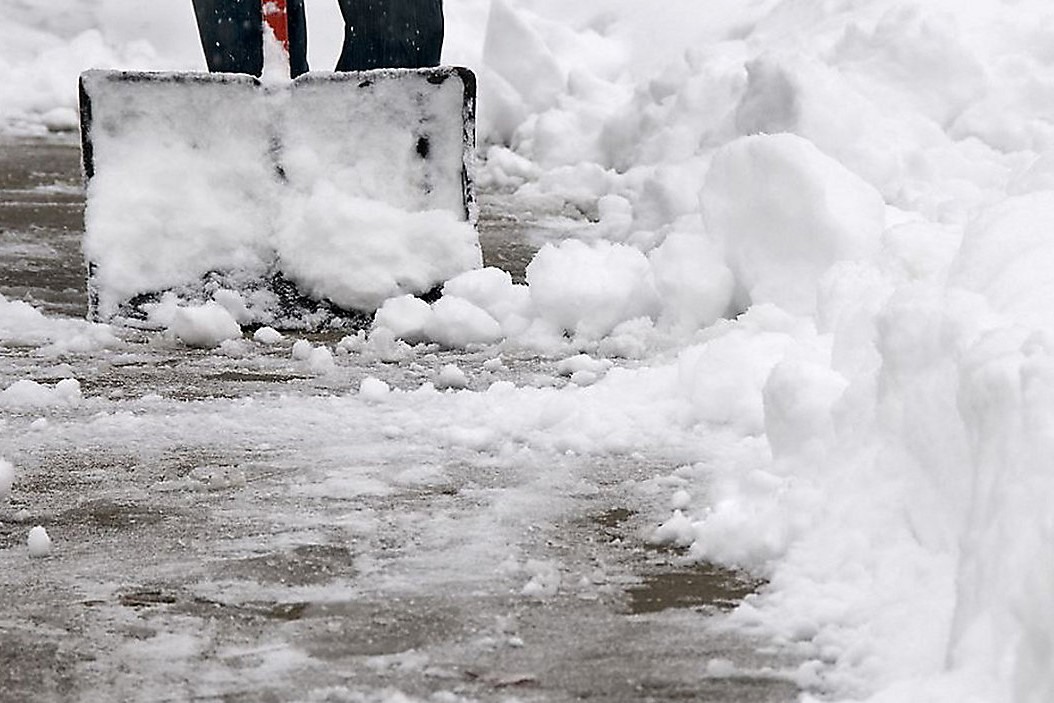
168, 302, 242, 348
0, 294, 118, 355
27, 526, 52, 558
0, 379, 83, 410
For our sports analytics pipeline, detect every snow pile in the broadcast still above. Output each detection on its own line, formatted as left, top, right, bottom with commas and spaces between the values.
372, 242, 673, 353
461, 1, 1054, 700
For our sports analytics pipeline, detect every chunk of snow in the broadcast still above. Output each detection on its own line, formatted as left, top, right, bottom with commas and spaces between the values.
520, 559, 561, 599
441, 267, 530, 327
435, 364, 469, 390
650, 509, 696, 549
169, 303, 242, 348
425, 297, 503, 348
253, 326, 284, 345
527, 240, 660, 341
556, 354, 612, 378
373, 295, 434, 344
291, 339, 313, 361
291, 340, 334, 372
0, 294, 118, 354
359, 377, 391, 402
276, 189, 481, 311
27, 526, 51, 558
648, 231, 735, 333
671, 490, 691, 510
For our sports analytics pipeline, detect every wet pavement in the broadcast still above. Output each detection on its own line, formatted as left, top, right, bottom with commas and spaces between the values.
0, 136, 802, 702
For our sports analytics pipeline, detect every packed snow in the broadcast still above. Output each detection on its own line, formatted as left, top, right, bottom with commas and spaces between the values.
4, 0, 1054, 701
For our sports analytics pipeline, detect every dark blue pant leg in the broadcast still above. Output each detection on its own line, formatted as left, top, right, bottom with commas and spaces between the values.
335, 0, 444, 71
287, 0, 309, 77
191, 0, 308, 77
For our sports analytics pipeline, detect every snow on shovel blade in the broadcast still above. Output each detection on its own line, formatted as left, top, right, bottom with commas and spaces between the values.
79, 67, 479, 330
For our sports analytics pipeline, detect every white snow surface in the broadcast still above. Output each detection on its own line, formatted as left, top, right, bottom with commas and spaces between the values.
5, 0, 1054, 701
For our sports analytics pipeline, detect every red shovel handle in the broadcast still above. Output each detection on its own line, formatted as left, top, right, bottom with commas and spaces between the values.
262, 0, 290, 55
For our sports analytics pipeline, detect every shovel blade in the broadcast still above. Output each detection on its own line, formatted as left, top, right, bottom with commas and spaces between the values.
80, 67, 478, 329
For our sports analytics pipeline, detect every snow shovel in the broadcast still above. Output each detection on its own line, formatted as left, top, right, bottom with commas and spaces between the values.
79, 0, 478, 330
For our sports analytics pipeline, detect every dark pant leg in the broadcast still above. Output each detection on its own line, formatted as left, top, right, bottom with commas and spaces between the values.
335, 0, 444, 71
192, 0, 263, 75
191, 0, 308, 77
288, 0, 310, 78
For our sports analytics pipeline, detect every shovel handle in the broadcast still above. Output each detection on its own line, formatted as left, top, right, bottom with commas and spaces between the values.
262, 0, 290, 56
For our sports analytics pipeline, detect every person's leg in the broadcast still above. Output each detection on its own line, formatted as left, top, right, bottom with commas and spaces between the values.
191, 0, 308, 77
191, 0, 263, 75
288, 0, 310, 78
335, 0, 443, 71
